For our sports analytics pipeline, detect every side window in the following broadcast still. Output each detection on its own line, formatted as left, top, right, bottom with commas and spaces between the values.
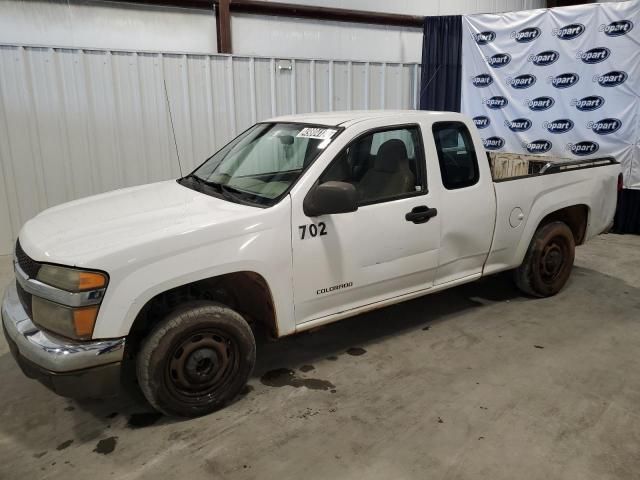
432, 122, 479, 190
319, 126, 425, 205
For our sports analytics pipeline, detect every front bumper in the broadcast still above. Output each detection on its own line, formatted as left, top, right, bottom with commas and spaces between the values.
2, 283, 126, 398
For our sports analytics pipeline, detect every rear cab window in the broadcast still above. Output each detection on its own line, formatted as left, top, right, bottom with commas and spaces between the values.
432, 122, 479, 190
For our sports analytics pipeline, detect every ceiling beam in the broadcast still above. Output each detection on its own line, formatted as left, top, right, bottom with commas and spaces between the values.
109, 1, 424, 28
546, 0, 589, 7
228, 1, 424, 28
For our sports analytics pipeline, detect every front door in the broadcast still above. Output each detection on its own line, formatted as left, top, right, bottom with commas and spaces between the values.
291, 124, 442, 325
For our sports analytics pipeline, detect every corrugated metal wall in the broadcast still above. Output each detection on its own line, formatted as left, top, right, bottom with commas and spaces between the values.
0, 0, 547, 64
0, 44, 419, 255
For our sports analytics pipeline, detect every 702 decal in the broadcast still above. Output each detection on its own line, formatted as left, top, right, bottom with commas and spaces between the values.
299, 222, 327, 239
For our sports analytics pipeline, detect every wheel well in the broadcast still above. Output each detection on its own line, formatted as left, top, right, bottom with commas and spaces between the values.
127, 272, 277, 354
538, 204, 589, 245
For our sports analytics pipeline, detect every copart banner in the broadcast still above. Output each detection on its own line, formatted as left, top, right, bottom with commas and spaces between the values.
461, 1, 640, 188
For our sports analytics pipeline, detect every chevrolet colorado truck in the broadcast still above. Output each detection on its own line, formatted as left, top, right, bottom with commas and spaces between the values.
2, 110, 620, 417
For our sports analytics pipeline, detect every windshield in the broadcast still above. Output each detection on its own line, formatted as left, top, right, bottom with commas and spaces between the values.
180, 123, 340, 206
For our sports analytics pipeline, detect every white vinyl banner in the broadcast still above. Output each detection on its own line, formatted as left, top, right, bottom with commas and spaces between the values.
461, 1, 640, 188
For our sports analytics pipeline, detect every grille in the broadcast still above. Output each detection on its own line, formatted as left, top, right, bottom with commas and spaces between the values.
16, 280, 33, 319
15, 240, 41, 279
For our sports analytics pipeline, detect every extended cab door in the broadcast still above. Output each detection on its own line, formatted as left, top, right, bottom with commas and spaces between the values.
429, 121, 496, 284
290, 122, 441, 326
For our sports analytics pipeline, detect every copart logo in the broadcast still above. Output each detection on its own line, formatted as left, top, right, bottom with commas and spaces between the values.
524, 139, 552, 154
507, 74, 536, 89
505, 118, 532, 132
552, 23, 585, 40
472, 74, 493, 87
486, 53, 511, 68
550, 73, 579, 89
543, 119, 574, 134
512, 27, 541, 42
600, 20, 634, 37
594, 71, 628, 87
577, 47, 610, 64
473, 115, 491, 129
483, 96, 508, 109
527, 96, 555, 111
572, 96, 605, 111
568, 141, 599, 156
528, 50, 559, 66
483, 136, 505, 150
474, 31, 496, 44
588, 118, 622, 135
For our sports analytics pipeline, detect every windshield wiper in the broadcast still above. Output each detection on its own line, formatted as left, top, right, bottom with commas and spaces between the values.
180, 174, 260, 205
220, 183, 247, 197
183, 174, 223, 191
219, 184, 258, 204
181, 173, 208, 186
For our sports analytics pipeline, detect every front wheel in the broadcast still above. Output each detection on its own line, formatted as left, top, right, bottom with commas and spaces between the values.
137, 301, 256, 417
514, 221, 575, 297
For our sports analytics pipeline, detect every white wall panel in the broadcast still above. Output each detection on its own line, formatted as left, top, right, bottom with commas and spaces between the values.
294, 60, 313, 114
0, 45, 419, 254
232, 14, 424, 63
0, 0, 546, 65
233, 0, 547, 62
0, 0, 217, 54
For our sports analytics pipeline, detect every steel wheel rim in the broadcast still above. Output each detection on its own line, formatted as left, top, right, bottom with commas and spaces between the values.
165, 329, 240, 402
539, 236, 569, 284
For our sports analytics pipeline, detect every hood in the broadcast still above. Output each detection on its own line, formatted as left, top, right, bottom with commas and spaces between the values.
19, 180, 261, 267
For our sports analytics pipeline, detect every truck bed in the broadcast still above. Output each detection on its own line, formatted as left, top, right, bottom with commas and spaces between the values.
483, 152, 620, 277
487, 152, 617, 181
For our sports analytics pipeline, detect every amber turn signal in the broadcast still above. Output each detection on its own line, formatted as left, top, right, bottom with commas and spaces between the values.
78, 272, 107, 291
73, 306, 100, 338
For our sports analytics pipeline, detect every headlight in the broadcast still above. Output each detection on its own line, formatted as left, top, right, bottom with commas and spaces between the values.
37, 265, 107, 292
32, 297, 99, 340
31, 265, 107, 340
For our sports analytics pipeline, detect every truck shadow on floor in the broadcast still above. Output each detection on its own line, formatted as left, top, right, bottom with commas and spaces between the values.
252, 271, 524, 379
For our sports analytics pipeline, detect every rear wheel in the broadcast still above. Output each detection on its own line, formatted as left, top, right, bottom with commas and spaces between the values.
515, 221, 575, 297
137, 301, 256, 417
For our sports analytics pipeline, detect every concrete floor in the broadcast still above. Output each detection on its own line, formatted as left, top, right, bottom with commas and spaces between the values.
1, 234, 640, 480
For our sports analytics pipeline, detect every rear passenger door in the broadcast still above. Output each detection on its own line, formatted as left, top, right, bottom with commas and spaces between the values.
431, 121, 495, 284
290, 124, 442, 325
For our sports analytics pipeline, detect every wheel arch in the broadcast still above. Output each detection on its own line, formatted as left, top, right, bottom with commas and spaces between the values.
126, 271, 279, 356
515, 202, 590, 267
537, 204, 589, 246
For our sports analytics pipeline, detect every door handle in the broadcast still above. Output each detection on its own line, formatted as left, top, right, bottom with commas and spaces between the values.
405, 205, 438, 224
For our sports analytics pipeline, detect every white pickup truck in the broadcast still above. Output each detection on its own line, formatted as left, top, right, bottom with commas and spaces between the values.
2, 110, 620, 417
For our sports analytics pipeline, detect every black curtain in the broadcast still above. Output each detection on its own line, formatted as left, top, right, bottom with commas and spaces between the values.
613, 189, 640, 234
420, 15, 463, 112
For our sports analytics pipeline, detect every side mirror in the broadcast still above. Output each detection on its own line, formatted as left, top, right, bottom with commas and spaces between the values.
303, 181, 358, 217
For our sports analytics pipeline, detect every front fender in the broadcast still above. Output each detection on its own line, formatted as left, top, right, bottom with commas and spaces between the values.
92, 223, 294, 339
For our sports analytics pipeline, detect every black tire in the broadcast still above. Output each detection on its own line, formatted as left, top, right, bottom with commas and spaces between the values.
136, 301, 256, 417
514, 221, 575, 298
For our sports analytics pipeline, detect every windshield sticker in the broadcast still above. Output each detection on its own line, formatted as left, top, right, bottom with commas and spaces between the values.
296, 128, 337, 140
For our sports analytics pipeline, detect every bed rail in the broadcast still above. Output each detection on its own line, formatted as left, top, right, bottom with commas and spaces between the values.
487, 152, 618, 182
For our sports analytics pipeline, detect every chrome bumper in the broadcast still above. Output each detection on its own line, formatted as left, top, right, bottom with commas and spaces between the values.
1, 282, 125, 373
